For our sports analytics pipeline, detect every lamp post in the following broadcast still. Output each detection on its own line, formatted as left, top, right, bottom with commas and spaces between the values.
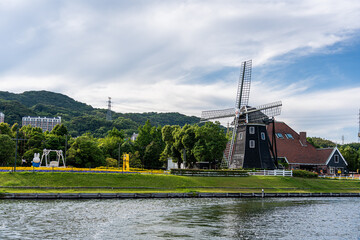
118, 142, 121, 169
14, 129, 19, 172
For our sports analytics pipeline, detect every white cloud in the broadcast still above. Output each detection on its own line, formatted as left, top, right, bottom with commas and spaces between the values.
0, 0, 360, 142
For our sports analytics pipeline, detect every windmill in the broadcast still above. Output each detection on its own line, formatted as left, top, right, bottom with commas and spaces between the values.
201, 60, 282, 169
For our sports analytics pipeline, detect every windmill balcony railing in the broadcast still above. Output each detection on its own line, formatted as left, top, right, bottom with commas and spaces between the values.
248, 170, 293, 177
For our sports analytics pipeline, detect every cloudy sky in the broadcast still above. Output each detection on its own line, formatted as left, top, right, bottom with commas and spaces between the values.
1, 0, 360, 143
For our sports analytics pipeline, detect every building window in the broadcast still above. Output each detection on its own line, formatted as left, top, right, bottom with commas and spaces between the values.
249, 140, 255, 148
249, 127, 255, 134
261, 132, 266, 140
239, 132, 243, 140
285, 133, 294, 139
330, 167, 334, 174
334, 155, 339, 163
276, 133, 284, 139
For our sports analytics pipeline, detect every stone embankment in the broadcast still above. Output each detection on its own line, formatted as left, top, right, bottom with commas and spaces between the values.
1, 192, 360, 199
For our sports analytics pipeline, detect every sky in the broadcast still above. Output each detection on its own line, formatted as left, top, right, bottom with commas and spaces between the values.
0, 0, 360, 143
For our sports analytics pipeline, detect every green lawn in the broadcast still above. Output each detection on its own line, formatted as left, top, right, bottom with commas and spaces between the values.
0, 172, 360, 193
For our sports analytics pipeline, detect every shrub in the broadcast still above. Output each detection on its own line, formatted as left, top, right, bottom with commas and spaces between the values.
105, 157, 118, 167
170, 168, 248, 177
293, 169, 318, 178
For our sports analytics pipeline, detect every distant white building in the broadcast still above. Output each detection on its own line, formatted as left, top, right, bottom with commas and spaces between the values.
22, 116, 61, 132
0, 112, 4, 123
167, 158, 184, 170
131, 132, 139, 141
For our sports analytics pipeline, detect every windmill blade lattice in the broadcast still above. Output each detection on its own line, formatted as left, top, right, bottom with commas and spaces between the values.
247, 101, 282, 122
200, 108, 235, 122
235, 60, 252, 109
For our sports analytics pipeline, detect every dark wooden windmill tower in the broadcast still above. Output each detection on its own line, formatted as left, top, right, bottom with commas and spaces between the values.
201, 60, 282, 169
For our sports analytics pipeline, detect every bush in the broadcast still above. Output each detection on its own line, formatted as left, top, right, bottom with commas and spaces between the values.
170, 169, 248, 177
105, 157, 118, 167
293, 170, 318, 178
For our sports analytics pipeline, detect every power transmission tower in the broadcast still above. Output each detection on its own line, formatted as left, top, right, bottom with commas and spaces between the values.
106, 97, 112, 121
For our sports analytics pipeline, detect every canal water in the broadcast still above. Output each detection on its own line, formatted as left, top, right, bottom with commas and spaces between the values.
0, 197, 359, 239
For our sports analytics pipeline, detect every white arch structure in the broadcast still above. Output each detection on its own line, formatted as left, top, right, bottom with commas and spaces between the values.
40, 149, 66, 168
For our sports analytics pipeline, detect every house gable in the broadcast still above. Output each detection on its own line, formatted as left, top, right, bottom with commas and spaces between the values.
324, 148, 348, 167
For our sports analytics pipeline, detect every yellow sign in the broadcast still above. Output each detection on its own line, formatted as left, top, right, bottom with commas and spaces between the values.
122, 153, 130, 171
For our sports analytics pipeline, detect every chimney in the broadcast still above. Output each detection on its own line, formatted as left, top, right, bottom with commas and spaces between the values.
299, 132, 307, 146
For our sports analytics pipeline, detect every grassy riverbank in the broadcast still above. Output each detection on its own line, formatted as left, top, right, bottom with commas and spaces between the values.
0, 172, 360, 193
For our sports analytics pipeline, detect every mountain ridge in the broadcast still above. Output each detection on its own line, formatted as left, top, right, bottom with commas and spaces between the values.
0, 90, 200, 137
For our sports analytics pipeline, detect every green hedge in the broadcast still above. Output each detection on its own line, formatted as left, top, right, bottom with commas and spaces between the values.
170, 169, 249, 177
293, 170, 318, 178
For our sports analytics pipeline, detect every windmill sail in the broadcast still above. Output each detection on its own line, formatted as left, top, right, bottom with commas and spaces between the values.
200, 108, 235, 122
247, 101, 282, 123
235, 60, 252, 109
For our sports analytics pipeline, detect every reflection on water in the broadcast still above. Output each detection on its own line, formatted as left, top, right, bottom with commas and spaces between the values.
0, 198, 359, 239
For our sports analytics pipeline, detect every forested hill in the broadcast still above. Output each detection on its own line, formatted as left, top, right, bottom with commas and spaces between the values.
0, 90, 200, 137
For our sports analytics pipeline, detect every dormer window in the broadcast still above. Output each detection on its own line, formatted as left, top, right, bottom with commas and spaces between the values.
276, 133, 284, 139
285, 133, 294, 139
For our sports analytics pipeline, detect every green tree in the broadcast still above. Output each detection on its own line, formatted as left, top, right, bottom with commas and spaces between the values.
181, 125, 197, 168
193, 122, 227, 168
43, 133, 65, 151
67, 135, 105, 168
135, 120, 153, 158
106, 127, 125, 139
98, 136, 123, 160
161, 125, 182, 168
129, 151, 143, 168
23, 148, 42, 165
307, 137, 336, 148
143, 141, 163, 169
0, 123, 12, 137
135, 120, 165, 168
0, 134, 16, 166
339, 146, 359, 172
51, 124, 68, 136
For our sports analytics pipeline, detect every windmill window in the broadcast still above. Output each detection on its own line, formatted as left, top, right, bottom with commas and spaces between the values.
249, 127, 255, 134
249, 140, 255, 148
285, 133, 294, 139
334, 155, 339, 163
261, 132, 266, 140
276, 133, 284, 139
239, 132, 243, 140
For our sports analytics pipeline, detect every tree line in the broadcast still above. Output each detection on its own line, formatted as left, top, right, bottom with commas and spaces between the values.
0, 120, 227, 169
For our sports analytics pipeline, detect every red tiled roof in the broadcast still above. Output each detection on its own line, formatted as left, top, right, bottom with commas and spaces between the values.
267, 122, 332, 165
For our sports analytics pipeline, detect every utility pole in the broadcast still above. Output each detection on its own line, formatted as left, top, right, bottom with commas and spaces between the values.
12, 129, 27, 172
